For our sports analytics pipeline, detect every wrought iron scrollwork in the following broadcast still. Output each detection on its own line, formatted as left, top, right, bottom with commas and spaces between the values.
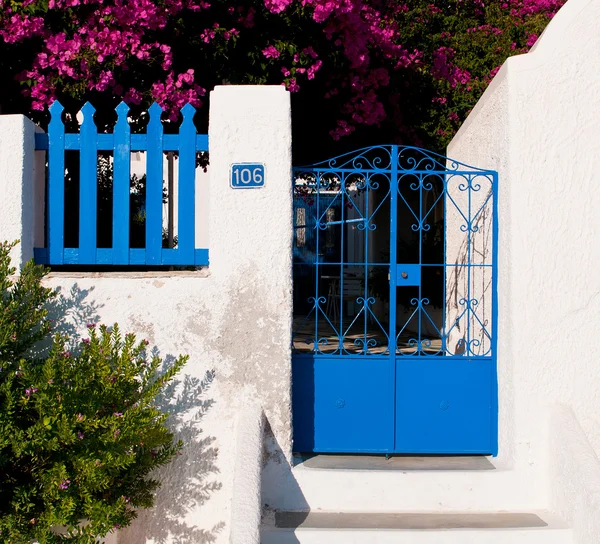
292, 144, 496, 360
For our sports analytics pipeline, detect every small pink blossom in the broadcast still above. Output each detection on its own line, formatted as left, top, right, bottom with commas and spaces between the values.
526, 33, 538, 47
25, 387, 38, 398
287, 78, 300, 92
262, 45, 280, 59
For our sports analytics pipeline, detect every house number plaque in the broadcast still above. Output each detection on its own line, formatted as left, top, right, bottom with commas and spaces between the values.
230, 163, 265, 189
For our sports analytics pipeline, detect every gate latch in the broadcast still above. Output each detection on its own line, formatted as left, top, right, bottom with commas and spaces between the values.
396, 264, 421, 287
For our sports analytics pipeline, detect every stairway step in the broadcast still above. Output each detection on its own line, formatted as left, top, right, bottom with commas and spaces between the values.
262, 456, 543, 511
298, 454, 496, 471
276, 511, 548, 529
261, 511, 572, 544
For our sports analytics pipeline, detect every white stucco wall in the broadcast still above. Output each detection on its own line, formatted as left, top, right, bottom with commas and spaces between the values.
0, 116, 45, 268
229, 402, 265, 544
0, 85, 293, 544
448, 0, 600, 536
550, 406, 600, 543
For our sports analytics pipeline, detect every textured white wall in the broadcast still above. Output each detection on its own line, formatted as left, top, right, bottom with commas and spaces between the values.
550, 406, 600, 543
448, 0, 600, 536
229, 402, 264, 544
0, 116, 45, 268
2, 86, 293, 544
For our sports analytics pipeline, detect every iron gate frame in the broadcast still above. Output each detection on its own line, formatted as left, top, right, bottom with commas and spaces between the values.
291, 145, 498, 455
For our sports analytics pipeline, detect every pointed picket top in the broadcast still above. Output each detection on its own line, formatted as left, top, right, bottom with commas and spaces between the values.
147, 101, 164, 128
181, 102, 196, 121
48, 100, 64, 127
49, 99, 64, 116
115, 100, 130, 121
79, 101, 97, 126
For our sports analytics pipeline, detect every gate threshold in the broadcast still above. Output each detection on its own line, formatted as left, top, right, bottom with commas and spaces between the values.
293, 454, 496, 471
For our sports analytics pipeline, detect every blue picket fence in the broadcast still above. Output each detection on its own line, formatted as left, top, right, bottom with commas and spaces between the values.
34, 100, 209, 267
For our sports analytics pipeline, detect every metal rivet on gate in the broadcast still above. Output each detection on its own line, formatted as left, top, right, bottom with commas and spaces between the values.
440, 400, 450, 411
401, 271, 408, 279
335, 398, 346, 409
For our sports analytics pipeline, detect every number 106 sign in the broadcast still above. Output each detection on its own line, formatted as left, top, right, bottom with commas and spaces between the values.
230, 163, 265, 189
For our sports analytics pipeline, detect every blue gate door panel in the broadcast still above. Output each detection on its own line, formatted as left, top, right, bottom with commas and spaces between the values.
292, 355, 394, 453
291, 146, 498, 455
395, 358, 497, 454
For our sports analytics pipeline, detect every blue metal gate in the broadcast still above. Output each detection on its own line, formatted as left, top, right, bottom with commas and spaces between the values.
292, 145, 498, 454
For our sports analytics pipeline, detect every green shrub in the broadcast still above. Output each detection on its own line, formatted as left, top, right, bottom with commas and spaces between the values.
0, 242, 188, 543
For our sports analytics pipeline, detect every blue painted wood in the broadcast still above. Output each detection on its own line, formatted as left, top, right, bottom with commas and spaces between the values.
63, 248, 78, 264
194, 248, 209, 265
79, 102, 98, 263
65, 248, 116, 265
161, 249, 181, 265
395, 359, 494, 453
196, 134, 209, 151
41, 246, 203, 267
145, 103, 164, 265
35, 133, 208, 152
34, 248, 48, 264
95, 249, 112, 265
47, 101, 66, 264
36, 102, 208, 268
178, 103, 196, 263
48, 247, 211, 267
129, 249, 146, 265
113, 102, 131, 264
34, 132, 49, 150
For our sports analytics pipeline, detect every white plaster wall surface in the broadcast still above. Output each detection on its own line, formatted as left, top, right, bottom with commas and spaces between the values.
0, 116, 44, 268
550, 406, 600, 544
229, 402, 264, 544
448, 0, 600, 535
4, 85, 293, 544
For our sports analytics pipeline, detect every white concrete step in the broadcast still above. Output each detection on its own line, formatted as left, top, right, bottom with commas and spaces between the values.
262, 526, 573, 544
261, 511, 573, 544
262, 456, 544, 512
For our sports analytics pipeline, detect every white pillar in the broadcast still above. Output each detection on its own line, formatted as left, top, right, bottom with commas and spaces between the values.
208, 85, 293, 278
0, 115, 45, 269
209, 84, 294, 543
208, 85, 293, 450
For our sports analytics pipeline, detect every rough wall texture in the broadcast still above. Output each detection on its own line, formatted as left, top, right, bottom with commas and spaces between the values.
8, 85, 293, 544
0, 116, 44, 268
229, 402, 265, 544
550, 406, 600, 544
448, 0, 600, 535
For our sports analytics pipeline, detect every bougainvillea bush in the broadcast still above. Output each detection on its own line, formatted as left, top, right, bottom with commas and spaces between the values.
0, 0, 566, 151
0, 242, 187, 543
